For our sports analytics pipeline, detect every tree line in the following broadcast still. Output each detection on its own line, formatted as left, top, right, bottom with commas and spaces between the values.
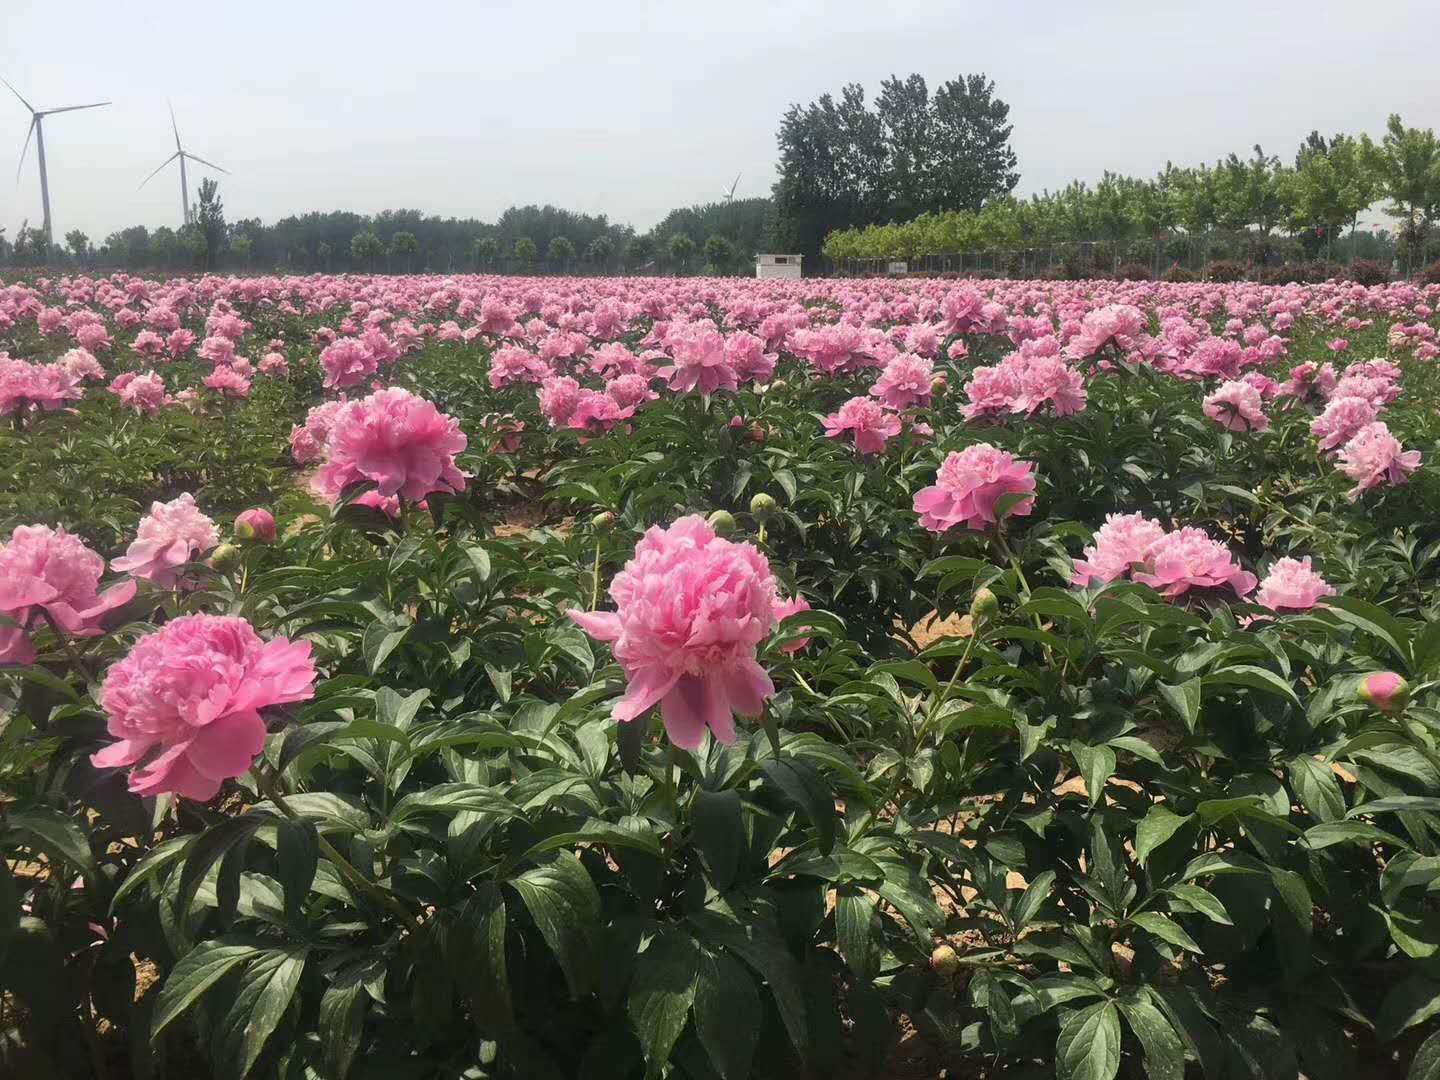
822, 115, 1440, 273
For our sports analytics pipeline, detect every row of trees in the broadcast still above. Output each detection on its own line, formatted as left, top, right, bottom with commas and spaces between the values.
771, 73, 1021, 265
823, 115, 1440, 272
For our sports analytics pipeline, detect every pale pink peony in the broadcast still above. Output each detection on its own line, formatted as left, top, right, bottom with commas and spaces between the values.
605, 373, 658, 412
258, 352, 289, 378
1065, 304, 1144, 360
165, 329, 197, 358
488, 346, 550, 389
0, 525, 136, 666
92, 614, 315, 800
111, 492, 220, 587
822, 396, 903, 455
0, 358, 83, 416
60, 348, 105, 382
913, 444, 1036, 534
311, 388, 467, 505
203, 366, 251, 399
870, 354, 934, 411
117, 371, 167, 415
1071, 513, 1168, 586
724, 332, 777, 384
1130, 528, 1257, 600
663, 325, 738, 394
772, 594, 813, 655
289, 398, 347, 464
537, 375, 582, 426
1202, 380, 1269, 432
1254, 557, 1334, 612
568, 515, 778, 749
319, 337, 377, 390
1336, 422, 1422, 501
1311, 396, 1379, 453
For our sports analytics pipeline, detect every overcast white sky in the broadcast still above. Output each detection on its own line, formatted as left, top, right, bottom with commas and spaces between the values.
4, 0, 1437, 242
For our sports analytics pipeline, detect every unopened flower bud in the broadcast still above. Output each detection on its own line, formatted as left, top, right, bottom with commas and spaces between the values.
1359, 672, 1410, 714
768, 379, 788, 393
750, 493, 777, 520
969, 586, 999, 624
931, 374, 948, 396
707, 510, 737, 536
234, 508, 276, 544
209, 543, 241, 571
930, 944, 959, 975
592, 511, 617, 531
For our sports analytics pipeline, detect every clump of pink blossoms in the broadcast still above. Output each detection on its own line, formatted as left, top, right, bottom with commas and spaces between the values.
568, 515, 779, 749
1310, 396, 1379, 454
1337, 422, 1421, 501
289, 398, 347, 464
111, 492, 219, 587
117, 372, 168, 415
912, 444, 1036, 534
1202, 380, 1269, 432
1071, 513, 1168, 585
319, 337, 377, 390
92, 614, 315, 800
1073, 515, 1255, 600
822, 396, 902, 455
311, 388, 468, 506
0, 525, 136, 665
1254, 557, 1334, 612
870, 354, 935, 411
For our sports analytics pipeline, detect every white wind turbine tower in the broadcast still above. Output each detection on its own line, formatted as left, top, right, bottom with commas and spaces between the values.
722, 172, 741, 204
140, 103, 229, 227
3, 76, 109, 246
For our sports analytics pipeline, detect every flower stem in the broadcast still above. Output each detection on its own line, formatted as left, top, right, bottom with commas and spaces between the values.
589, 540, 603, 610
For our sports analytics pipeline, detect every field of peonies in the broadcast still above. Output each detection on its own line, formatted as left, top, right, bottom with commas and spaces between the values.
2, 270, 1440, 1080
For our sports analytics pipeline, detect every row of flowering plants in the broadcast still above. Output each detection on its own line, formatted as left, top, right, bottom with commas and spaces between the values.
1, 270, 1440, 1079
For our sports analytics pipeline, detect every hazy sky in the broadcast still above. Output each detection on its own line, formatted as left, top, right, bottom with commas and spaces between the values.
4, 0, 1437, 243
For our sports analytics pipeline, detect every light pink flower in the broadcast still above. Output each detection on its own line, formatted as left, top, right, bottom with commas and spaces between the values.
203, 366, 251, 399
822, 396, 902, 455
311, 388, 468, 505
319, 337, 377, 390
60, 348, 105, 382
488, 346, 550, 389
112, 493, 219, 587
0, 358, 83, 416
772, 594, 812, 655
1131, 528, 1257, 600
1202, 380, 1268, 432
92, 614, 315, 800
537, 375, 582, 426
1311, 396, 1379, 453
568, 515, 778, 749
1254, 557, 1334, 613
165, 329, 197, 358
117, 371, 167, 415
1327, 338, 1349, 353
913, 444, 1036, 534
870, 354, 934, 411
663, 325, 738, 394
258, 352, 289, 377
1071, 513, 1168, 586
1065, 304, 1144, 360
605, 373, 657, 412
1337, 422, 1422, 501
289, 398, 347, 464
0, 525, 136, 666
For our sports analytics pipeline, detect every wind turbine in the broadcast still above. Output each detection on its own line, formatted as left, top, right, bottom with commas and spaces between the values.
3, 77, 109, 246
722, 172, 741, 204
140, 103, 229, 227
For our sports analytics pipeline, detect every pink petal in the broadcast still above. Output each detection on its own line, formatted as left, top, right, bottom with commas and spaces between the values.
568, 608, 623, 642
185, 712, 267, 781
612, 664, 680, 723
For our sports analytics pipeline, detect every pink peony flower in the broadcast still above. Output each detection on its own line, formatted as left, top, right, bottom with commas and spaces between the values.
1130, 528, 1257, 600
203, 366, 251, 399
311, 388, 468, 506
111, 492, 219, 587
0, 358, 83, 416
913, 444, 1036, 534
60, 348, 105, 382
117, 371, 167, 415
488, 346, 550, 389
537, 375, 582, 426
663, 325, 738, 394
1071, 513, 1169, 586
1202, 380, 1269, 432
1327, 338, 1349, 353
822, 396, 902, 455
1065, 304, 1144, 360
724, 332, 778, 384
772, 594, 812, 655
1254, 557, 1334, 613
1359, 671, 1409, 714
605, 373, 658, 412
1311, 396, 1379, 453
165, 329, 197, 358
91, 614, 315, 800
0, 525, 136, 666
289, 398, 347, 464
870, 354, 934, 411
568, 515, 777, 749
1336, 422, 1422, 501
319, 337, 377, 390
234, 509, 277, 544
258, 352, 289, 378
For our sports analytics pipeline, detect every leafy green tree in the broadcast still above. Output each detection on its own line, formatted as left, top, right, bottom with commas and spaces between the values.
230, 233, 252, 267
316, 239, 333, 270
1362, 115, 1440, 269
178, 223, 207, 266
586, 234, 614, 269
548, 235, 575, 267
876, 73, 933, 222
473, 236, 500, 268
389, 230, 419, 272
627, 234, 656, 270
196, 178, 227, 269
513, 236, 537, 269
668, 231, 696, 272
350, 231, 384, 269
926, 73, 1020, 213
64, 229, 89, 264
702, 233, 736, 274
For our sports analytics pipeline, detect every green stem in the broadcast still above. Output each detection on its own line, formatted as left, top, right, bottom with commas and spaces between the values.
589, 540, 602, 611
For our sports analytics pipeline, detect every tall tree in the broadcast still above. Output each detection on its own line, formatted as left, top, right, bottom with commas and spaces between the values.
927, 74, 1020, 214
1362, 114, 1440, 268
876, 74, 933, 222
195, 179, 226, 269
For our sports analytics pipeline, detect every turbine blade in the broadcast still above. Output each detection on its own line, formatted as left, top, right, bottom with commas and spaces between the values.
169, 100, 180, 150
0, 76, 34, 113
182, 151, 229, 175
38, 102, 110, 116
138, 151, 180, 189
15, 117, 35, 185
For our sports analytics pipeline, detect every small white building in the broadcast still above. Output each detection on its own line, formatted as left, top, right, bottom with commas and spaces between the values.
755, 253, 803, 280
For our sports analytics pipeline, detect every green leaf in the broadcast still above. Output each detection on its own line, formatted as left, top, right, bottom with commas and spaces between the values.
375, 685, 429, 731
690, 788, 743, 890
511, 853, 600, 998
1350, 796, 1440, 817
1166, 884, 1232, 925
1377, 976, 1440, 1043
1056, 1000, 1122, 1080
275, 818, 317, 924
835, 891, 879, 980
1411, 1027, 1440, 1080
1288, 757, 1346, 823
212, 948, 308, 1080
1157, 679, 1202, 732
1117, 993, 1186, 1080
760, 757, 836, 855
1325, 595, 1412, 670
7, 807, 99, 888
1130, 912, 1203, 954
694, 948, 760, 1080
628, 931, 700, 1079
453, 883, 511, 1028
363, 622, 410, 675
1135, 806, 1190, 867
1014, 869, 1056, 930
176, 815, 268, 921
152, 939, 265, 1038
1303, 820, 1403, 849
689, 910, 808, 1058
318, 977, 368, 1080
1203, 665, 1303, 711
1071, 743, 1115, 807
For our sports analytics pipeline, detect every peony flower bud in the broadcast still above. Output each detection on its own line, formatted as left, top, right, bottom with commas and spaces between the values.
209, 543, 241, 571
969, 586, 999, 624
768, 379, 788, 393
750, 493, 777, 520
234, 508, 277, 544
592, 511, 617, 531
930, 944, 959, 975
707, 510, 737, 537
1359, 672, 1410, 714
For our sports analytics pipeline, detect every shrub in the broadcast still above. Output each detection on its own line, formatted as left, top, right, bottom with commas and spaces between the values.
1162, 266, 1197, 283
1421, 260, 1440, 285
1347, 258, 1391, 286
1115, 262, 1152, 281
1203, 259, 1246, 282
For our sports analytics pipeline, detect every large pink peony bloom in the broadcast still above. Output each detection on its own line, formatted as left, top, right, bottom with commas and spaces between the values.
913, 443, 1036, 534
319, 337, 377, 390
0, 357, 83, 416
289, 398, 347, 464
203, 366, 251, 399
1071, 513, 1166, 586
1202, 380, 1269, 432
1065, 304, 1144, 360
870, 354, 934, 411
1311, 396, 1379, 454
537, 375, 582, 426
112, 493, 218, 587
1130, 528, 1257, 600
488, 345, 550, 389
311, 387, 468, 505
1337, 422, 1422, 501
92, 614, 315, 800
663, 325, 738, 394
116, 371, 168, 415
568, 515, 777, 749
1254, 557, 1334, 612
822, 396, 902, 455
0, 525, 136, 665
